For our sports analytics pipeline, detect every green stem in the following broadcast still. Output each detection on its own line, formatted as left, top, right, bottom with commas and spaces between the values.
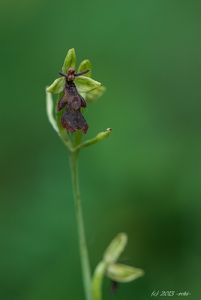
92, 261, 106, 300
70, 150, 92, 300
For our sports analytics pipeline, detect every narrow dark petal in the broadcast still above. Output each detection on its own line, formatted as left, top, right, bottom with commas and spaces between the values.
74, 69, 90, 77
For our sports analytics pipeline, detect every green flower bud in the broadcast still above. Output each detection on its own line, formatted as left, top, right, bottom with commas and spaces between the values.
96, 128, 112, 141
74, 128, 112, 150
103, 233, 127, 264
107, 263, 144, 283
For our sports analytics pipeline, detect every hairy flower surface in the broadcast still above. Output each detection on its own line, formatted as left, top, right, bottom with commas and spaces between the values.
58, 68, 88, 133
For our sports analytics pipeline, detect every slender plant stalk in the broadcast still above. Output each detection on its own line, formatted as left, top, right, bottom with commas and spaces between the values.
92, 261, 106, 300
69, 150, 92, 300
46, 48, 144, 300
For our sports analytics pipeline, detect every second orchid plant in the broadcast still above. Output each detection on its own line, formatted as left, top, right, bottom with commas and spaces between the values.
46, 48, 144, 300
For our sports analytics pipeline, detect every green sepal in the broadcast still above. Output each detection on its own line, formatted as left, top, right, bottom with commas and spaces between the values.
77, 59, 105, 101
62, 48, 76, 73
103, 233, 127, 264
85, 85, 106, 102
75, 75, 101, 93
78, 59, 92, 77
107, 263, 144, 283
46, 77, 65, 94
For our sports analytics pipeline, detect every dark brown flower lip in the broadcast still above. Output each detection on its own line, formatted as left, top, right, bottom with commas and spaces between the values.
61, 110, 88, 133
57, 72, 89, 134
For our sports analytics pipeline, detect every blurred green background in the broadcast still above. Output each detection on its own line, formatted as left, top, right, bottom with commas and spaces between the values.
0, 0, 201, 299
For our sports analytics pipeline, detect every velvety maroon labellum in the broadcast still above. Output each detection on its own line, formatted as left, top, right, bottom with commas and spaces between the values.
57, 69, 88, 134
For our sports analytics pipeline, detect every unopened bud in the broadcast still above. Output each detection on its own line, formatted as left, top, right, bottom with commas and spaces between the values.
96, 128, 112, 141
103, 233, 127, 264
107, 263, 144, 283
